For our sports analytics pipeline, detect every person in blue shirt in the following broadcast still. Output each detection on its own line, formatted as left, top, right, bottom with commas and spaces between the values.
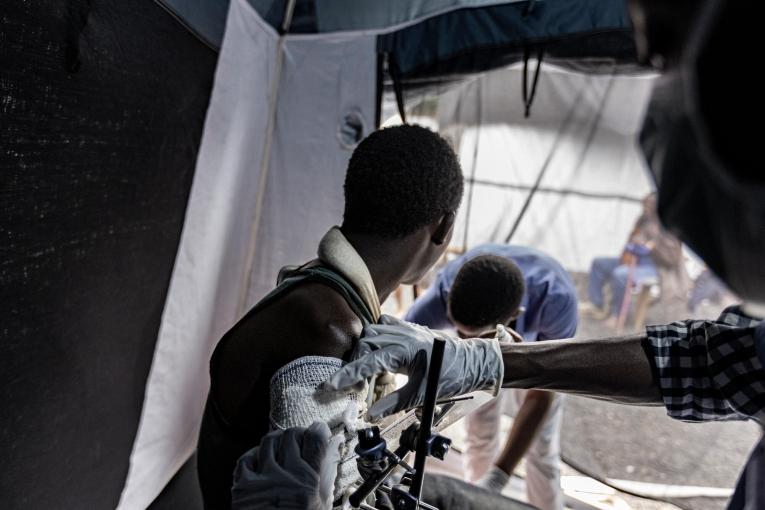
583, 193, 685, 327
405, 244, 578, 510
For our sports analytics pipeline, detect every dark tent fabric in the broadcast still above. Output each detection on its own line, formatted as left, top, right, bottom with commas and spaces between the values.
379, 0, 637, 82
156, 0, 229, 48
157, 0, 638, 62
0, 1, 216, 508
376, 1, 640, 115
148, 452, 204, 510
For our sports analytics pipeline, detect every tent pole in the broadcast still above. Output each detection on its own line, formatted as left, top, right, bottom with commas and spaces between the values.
374, 52, 384, 128
237, 0, 297, 315
461, 78, 482, 252
527, 71, 616, 245
388, 53, 408, 124
567, 72, 616, 176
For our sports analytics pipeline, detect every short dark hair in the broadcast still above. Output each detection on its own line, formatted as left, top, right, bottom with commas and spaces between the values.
342, 125, 463, 238
448, 255, 525, 329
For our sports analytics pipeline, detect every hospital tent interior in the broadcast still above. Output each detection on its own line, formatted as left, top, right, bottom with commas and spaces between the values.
1, 1, 756, 510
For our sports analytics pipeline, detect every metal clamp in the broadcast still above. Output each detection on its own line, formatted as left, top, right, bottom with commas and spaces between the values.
349, 339, 448, 509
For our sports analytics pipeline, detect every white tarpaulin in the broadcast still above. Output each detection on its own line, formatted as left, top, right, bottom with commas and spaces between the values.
244, 31, 377, 304
436, 67, 657, 271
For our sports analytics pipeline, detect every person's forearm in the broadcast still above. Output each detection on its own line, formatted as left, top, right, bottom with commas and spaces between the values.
500, 335, 662, 404
495, 390, 552, 476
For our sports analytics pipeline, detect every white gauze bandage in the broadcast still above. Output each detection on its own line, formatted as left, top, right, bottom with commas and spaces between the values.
269, 356, 369, 500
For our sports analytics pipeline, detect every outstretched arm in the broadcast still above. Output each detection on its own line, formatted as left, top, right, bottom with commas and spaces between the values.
326, 311, 764, 423
500, 335, 661, 405
323, 316, 660, 421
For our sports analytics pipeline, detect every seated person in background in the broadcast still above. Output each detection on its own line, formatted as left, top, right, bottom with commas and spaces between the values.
196, 125, 466, 509
581, 192, 686, 326
405, 246, 578, 510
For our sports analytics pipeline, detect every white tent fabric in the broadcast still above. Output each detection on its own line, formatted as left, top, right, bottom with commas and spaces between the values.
243, 31, 377, 305
436, 67, 658, 271
119, 0, 374, 506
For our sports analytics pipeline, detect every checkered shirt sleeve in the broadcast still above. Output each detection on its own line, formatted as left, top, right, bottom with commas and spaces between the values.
645, 305, 765, 425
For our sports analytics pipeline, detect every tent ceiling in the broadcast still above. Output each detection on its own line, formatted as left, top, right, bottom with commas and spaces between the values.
254, 0, 525, 32
380, 0, 636, 80
158, 0, 638, 74
156, 0, 527, 46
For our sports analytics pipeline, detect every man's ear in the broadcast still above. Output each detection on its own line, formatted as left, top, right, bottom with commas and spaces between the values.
431, 211, 456, 246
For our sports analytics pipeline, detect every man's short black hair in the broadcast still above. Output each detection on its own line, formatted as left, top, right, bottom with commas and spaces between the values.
448, 255, 525, 330
342, 124, 463, 238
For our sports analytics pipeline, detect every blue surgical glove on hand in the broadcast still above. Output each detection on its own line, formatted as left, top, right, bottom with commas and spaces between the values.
323, 315, 504, 419
232, 422, 344, 510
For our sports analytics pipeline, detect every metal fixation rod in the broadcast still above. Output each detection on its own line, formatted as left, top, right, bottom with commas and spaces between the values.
408, 338, 446, 501
348, 442, 409, 508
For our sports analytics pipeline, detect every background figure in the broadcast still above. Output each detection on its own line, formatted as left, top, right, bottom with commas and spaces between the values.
405, 244, 578, 510
583, 193, 686, 326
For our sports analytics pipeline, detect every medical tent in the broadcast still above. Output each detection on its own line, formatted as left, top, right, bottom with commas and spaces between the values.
2, 1, 648, 508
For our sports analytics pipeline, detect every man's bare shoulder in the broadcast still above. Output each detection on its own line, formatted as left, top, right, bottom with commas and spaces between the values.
258, 281, 364, 361
212, 281, 365, 420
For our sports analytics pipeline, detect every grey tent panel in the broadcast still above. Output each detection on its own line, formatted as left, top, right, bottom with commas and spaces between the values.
0, 0, 216, 508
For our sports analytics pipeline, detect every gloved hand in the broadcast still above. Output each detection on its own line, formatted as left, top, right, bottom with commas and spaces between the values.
231, 422, 344, 510
496, 324, 523, 344
323, 315, 504, 419
476, 466, 511, 493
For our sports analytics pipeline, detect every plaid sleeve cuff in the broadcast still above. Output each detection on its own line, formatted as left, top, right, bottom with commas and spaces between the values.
645, 306, 765, 424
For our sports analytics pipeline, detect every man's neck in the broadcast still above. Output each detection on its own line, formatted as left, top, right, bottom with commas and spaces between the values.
342, 230, 411, 304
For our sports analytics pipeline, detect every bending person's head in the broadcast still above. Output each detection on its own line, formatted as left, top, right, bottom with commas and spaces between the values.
342, 125, 463, 284
447, 255, 526, 338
